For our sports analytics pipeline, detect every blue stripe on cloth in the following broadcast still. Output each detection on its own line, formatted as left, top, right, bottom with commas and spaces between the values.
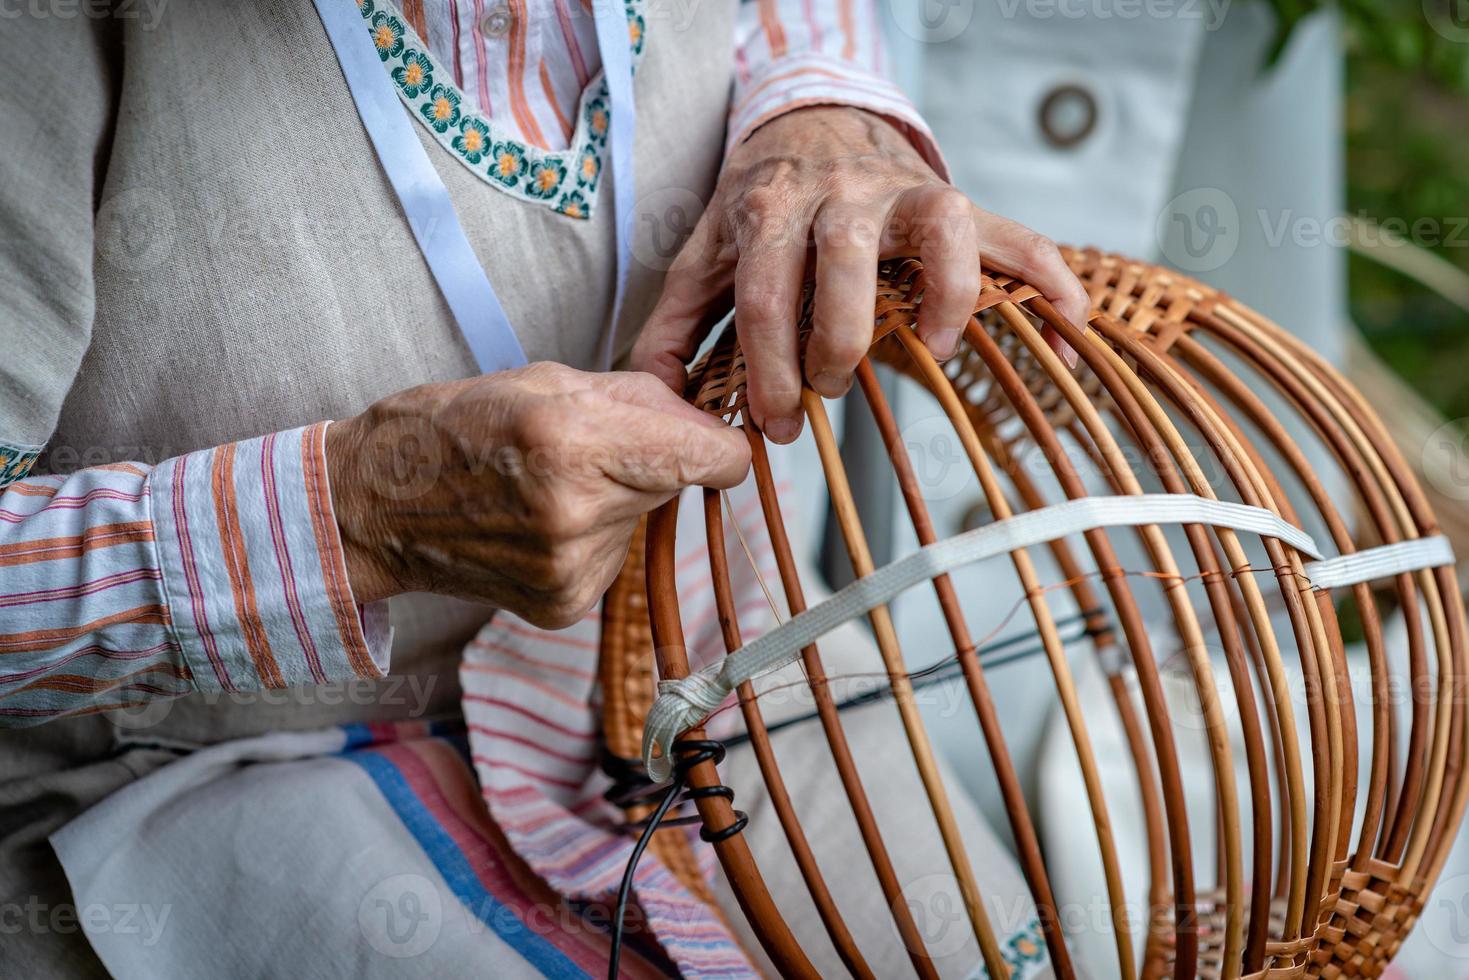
343, 747, 589, 979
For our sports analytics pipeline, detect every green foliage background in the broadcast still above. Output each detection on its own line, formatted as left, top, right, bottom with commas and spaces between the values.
1287, 0, 1469, 419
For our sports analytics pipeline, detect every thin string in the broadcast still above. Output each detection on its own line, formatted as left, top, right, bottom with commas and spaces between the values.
691, 556, 1325, 731
721, 487, 786, 626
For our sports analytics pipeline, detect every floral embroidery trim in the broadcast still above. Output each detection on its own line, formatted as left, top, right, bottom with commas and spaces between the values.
356, 0, 645, 219
0, 442, 43, 490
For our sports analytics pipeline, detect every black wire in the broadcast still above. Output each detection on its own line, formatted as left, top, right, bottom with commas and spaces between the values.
608, 773, 683, 980
607, 740, 747, 980
602, 607, 1110, 975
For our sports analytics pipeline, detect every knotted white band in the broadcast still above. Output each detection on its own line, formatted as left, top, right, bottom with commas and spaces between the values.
642, 493, 1456, 780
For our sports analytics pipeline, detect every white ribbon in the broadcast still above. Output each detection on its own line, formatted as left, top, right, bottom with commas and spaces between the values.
1302, 535, 1455, 590
642, 492, 1323, 780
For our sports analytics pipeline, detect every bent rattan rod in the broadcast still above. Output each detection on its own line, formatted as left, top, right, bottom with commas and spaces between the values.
1168, 333, 1398, 877
1209, 304, 1465, 889
1078, 314, 1311, 972
853, 356, 1077, 977
645, 496, 820, 980
890, 325, 1140, 976
1036, 302, 1315, 971
702, 486, 878, 980
958, 308, 1203, 978
803, 387, 1011, 979
1197, 311, 1443, 869
744, 427, 944, 980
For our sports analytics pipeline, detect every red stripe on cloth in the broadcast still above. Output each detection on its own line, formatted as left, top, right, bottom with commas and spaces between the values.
468, 723, 594, 765
0, 522, 153, 567
171, 454, 234, 691
301, 425, 378, 678
756, 0, 787, 57
473, 754, 584, 791
389, 740, 671, 978
0, 605, 170, 653
260, 432, 327, 684
212, 441, 283, 687
551, 0, 588, 86
461, 694, 596, 738
462, 664, 587, 709
0, 567, 161, 609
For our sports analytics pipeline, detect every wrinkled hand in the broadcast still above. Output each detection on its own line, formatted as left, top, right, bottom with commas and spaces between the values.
326, 363, 750, 628
632, 105, 1091, 444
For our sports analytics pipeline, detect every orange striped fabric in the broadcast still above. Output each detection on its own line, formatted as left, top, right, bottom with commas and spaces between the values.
0, 423, 389, 725
407, 0, 937, 170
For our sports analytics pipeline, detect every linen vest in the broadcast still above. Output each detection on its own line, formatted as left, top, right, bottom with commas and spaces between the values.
35, 0, 735, 751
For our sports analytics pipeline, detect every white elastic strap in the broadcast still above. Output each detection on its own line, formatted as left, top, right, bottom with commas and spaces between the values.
642, 492, 1322, 780
1302, 535, 1455, 590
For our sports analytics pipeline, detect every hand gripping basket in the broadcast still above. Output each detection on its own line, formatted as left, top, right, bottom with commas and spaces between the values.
606, 247, 1467, 979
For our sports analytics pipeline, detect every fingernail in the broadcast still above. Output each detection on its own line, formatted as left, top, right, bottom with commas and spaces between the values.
931, 328, 962, 359
1061, 343, 1079, 370
810, 370, 851, 399
764, 416, 802, 444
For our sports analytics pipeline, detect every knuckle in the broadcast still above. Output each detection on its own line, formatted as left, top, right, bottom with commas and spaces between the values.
738, 290, 793, 327
1018, 230, 1061, 266
739, 184, 788, 216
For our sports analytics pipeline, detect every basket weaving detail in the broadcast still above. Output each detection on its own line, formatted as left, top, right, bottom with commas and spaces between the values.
603, 247, 1467, 979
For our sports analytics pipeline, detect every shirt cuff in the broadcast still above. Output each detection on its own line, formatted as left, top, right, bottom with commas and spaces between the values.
147, 422, 391, 695
727, 52, 950, 180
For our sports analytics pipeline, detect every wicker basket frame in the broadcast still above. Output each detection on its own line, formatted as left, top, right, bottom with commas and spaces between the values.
627, 248, 1468, 979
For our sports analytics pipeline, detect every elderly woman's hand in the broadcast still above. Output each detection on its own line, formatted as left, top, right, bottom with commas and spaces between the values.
326, 363, 750, 628
632, 105, 1091, 444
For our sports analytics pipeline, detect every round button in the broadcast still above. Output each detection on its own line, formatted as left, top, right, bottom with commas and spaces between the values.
481, 4, 513, 39
1037, 83, 1098, 150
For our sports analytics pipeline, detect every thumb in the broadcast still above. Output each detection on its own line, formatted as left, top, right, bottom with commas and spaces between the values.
590, 398, 752, 494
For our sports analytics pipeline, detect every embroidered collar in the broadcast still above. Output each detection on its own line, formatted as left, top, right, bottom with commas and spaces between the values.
355, 0, 645, 219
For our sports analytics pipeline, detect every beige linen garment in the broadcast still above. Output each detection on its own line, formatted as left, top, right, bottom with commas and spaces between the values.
0, 2, 733, 973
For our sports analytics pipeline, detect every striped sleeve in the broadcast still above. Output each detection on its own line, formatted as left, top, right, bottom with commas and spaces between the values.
0, 422, 390, 726
730, 0, 946, 174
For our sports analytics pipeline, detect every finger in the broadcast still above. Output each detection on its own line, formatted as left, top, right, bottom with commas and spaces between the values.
630, 211, 736, 391
733, 200, 810, 444
970, 209, 1091, 367
590, 398, 753, 493
805, 199, 880, 397
892, 185, 981, 360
